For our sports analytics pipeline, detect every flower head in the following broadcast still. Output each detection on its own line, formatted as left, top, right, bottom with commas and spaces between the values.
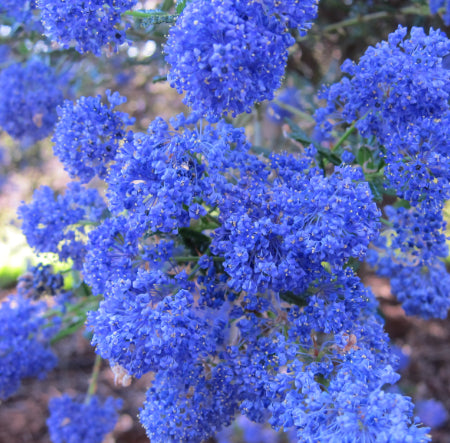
39, 0, 137, 55
0, 295, 57, 400
0, 60, 63, 143
165, 0, 294, 119
47, 394, 122, 443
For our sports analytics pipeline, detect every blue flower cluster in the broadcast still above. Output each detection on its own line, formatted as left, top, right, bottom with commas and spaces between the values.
39, 0, 138, 55
315, 26, 450, 208
89, 285, 225, 378
416, 398, 448, 429
430, 0, 450, 25
269, 352, 429, 442
366, 201, 450, 319
0, 295, 57, 400
382, 204, 448, 265
105, 115, 254, 233
17, 263, 64, 299
0, 60, 64, 144
165, 0, 318, 119
47, 394, 122, 443
315, 25, 450, 322
266, 87, 302, 124
12, 94, 428, 440
0, 0, 37, 22
13, 6, 443, 441
261, 0, 319, 33
52, 90, 134, 183
140, 361, 241, 442
258, 285, 429, 441
18, 182, 107, 269
379, 257, 450, 320
72, 114, 427, 441
212, 154, 380, 294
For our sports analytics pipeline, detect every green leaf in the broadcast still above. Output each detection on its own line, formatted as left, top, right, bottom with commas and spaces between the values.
176, 0, 187, 14
393, 199, 411, 209
279, 290, 309, 307
160, 0, 175, 11
356, 145, 372, 167
284, 119, 342, 166
345, 257, 361, 272
317, 146, 342, 166
368, 177, 385, 202
285, 118, 314, 145
178, 227, 211, 255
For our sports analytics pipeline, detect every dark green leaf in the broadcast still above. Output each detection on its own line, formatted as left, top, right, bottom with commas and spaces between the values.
178, 227, 211, 255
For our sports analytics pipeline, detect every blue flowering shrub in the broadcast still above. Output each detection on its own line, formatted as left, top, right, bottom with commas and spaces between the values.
1, 0, 450, 442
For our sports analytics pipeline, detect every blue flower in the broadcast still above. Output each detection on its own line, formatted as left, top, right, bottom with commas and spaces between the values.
315, 26, 450, 207
18, 182, 107, 269
429, 0, 450, 25
317, 27, 450, 140
212, 156, 380, 295
372, 254, 450, 319
367, 202, 450, 319
165, 0, 294, 119
17, 263, 64, 299
0, 60, 64, 143
0, 0, 38, 24
382, 114, 450, 206
140, 363, 240, 442
39, 0, 138, 55
106, 115, 253, 233
383, 204, 448, 264
47, 394, 122, 443
416, 399, 448, 428
0, 295, 57, 400
82, 215, 144, 296
89, 284, 226, 378
259, 0, 319, 34
52, 91, 134, 183
268, 349, 430, 442
266, 87, 302, 124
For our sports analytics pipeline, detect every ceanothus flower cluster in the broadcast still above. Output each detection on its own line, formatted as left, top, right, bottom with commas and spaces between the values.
269, 352, 430, 442
375, 254, 450, 320
367, 203, 450, 319
18, 182, 107, 269
382, 203, 448, 265
17, 263, 64, 299
314, 25, 450, 324
0, 0, 37, 23
52, 90, 134, 183
12, 11, 446, 443
47, 394, 122, 443
165, 0, 318, 119
315, 26, 450, 207
0, 295, 57, 400
212, 153, 380, 295
39, 0, 138, 55
105, 115, 256, 233
260, 0, 319, 33
0, 60, 64, 144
